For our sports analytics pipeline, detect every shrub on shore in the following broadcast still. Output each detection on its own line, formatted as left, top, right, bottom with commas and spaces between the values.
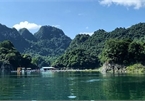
126, 63, 145, 73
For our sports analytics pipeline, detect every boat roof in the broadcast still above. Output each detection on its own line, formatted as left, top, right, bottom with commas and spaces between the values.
42, 67, 55, 69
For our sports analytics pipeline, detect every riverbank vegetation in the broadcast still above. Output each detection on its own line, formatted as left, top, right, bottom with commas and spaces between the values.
99, 39, 145, 73
126, 64, 145, 74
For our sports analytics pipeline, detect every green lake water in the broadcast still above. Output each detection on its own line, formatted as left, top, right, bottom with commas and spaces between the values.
0, 71, 145, 100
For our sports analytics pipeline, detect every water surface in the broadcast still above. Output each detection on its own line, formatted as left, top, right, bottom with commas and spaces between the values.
0, 71, 145, 100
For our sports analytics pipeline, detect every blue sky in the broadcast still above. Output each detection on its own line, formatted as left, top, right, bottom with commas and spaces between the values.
0, 0, 145, 39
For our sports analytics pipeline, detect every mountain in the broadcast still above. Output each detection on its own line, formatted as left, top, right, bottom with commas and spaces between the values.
0, 23, 72, 67
66, 23, 145, 56
0, 24, 30, 52
34, 25, 65, 40
0, 23, 71, 56
19, 28, 37, 42
30, 26, 72, 56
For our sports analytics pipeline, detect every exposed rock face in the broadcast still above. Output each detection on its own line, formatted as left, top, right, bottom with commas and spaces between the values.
101, 62, 126, 73
101, 62, 111, 73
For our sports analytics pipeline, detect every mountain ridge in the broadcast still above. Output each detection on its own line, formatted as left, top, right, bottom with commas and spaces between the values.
0, 22, 145, 68
0, 23, 72, 67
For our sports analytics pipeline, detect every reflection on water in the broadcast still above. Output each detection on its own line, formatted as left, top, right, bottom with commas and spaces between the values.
41, 71, 55, 77
0, 71, 145, 100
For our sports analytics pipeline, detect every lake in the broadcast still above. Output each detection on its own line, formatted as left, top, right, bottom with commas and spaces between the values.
0, 71, 145, 100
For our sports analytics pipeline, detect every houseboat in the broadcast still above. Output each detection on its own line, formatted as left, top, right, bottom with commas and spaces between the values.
40, 67, 56, 72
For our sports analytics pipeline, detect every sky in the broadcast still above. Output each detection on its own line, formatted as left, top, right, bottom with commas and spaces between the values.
0, 0, 145, 39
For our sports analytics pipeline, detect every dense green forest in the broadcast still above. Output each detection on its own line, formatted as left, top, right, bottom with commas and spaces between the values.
99, 39, 145, 64
53, 23, 145, 69
0, 40, 38, 71
0, 22, 145, 70
52, 49, 99, 69
66, 23, 145, 56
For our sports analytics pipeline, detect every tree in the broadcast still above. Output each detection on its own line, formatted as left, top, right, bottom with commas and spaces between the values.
99, 39, 131, 65
21, 54, 32, 67
52, 49, 99, 69
128, 41, 145, 63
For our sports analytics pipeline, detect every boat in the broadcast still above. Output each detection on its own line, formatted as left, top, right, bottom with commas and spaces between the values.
40, 67, 56, 72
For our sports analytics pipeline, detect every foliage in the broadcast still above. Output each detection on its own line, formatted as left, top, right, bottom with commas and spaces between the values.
0, 40, 22, 69
99, 39, 145, 66
128, 41, 145, 63
0, 40, 38, 70
67, 23, 145, 57
126, 63, 145, 73
19, 28, 37, 42
99, 39, 131, 64
31, 56, 50, 68
52, 49, 100, 69
56, 22, 145, 69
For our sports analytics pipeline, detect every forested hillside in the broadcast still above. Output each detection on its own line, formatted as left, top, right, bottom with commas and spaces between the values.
19, 28, 37, 42
32, 25, 71, 56
0, 23, 72, 68
0, 24, 30, 52
67, 23, 145, 56
53, 23, 145, 69
0, 40, 37, 71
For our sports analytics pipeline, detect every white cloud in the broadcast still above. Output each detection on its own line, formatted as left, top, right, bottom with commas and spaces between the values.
79, 32, 94, 35
13, 21, 41, 30
99, 0, 145, 9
